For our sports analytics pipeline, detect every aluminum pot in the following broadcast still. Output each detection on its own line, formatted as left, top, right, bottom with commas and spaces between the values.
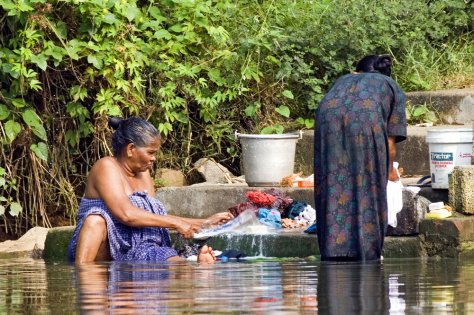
236, 131, 302, 187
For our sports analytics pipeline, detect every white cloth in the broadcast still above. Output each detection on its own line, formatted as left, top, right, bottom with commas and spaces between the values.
295, 205, 316, 226
387, 162, 403, 227
193, 210, 274, 240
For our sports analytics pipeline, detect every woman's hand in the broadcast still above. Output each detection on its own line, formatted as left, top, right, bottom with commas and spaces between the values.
175, 219, 200, 239
388, 166, 400, 182
205, 212, 234, 227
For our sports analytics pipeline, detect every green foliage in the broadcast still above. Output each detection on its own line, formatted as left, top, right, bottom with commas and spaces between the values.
396, 34, 474, 91
0, 0, 472, 237
0, 167, 23, 218
261, 125, 284, 134
406, 102, 439, 125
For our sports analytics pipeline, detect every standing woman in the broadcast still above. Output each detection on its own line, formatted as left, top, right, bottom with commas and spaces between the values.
68, 117, 233, 264
314, 55, 407, 261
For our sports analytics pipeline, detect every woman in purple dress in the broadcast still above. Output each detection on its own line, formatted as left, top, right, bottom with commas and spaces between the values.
68, 117, 233, 264
314, 55, 407, 261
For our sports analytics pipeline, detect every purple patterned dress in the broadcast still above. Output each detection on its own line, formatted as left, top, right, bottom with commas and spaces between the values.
67, 191, 178, 262
314, 72, 406, 261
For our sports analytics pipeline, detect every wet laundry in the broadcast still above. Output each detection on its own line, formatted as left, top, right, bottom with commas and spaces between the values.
284, 201, 308, 219
258, 208, 282, 229
193, 209, 276, 240
227, 188, 316, 231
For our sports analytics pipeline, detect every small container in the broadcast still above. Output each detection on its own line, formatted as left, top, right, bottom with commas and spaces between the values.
429, 202, 445, 211
297, 180, 314, 188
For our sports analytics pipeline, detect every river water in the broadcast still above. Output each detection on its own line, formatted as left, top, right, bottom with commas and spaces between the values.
0, 257, 472, 314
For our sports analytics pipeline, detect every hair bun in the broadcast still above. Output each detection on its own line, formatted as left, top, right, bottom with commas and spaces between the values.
375, 55, 391, 69
374, 55, 392, 76
108, 117, 124, 130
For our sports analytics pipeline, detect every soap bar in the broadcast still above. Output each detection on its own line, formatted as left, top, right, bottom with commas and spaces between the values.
429, 202, 445, 211
426, 208, 452, 219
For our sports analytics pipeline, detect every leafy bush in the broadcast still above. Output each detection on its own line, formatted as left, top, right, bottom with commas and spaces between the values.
0, 0, 472, 236
405, 102, 439, 125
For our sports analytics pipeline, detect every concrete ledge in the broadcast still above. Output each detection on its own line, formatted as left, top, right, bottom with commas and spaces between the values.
406, 89, 474, 125
43, 226, 74, 261
294, 126, 472, 178
194, 232, 319, 258
39, 215, 474, 261
384, 236, 425, 258
295, 130, 314, 176
419, 214, 474, 257
41, 225, 426, 261
157, 185, 314, 218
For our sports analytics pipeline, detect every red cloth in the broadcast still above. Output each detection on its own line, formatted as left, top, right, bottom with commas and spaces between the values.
246, 191, 276, 206
264, 188, 293, 212
229, 189, 294, 217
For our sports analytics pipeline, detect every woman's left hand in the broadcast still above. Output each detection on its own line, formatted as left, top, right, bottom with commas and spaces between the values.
207, 212, 234, 226
388, 166, 400, 182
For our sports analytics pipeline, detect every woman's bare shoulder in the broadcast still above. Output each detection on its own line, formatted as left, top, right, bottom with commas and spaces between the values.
85, 157, 124, 198
87, 157, 121, 185
90, 157, 117, 172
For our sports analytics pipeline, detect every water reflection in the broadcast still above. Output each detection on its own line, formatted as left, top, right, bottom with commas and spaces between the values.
0, 258, 77, 314
317, 262, 390, 314
75, 261, 318, 314
2, 257, 474, 313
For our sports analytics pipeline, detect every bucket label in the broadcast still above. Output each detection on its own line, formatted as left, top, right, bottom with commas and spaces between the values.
429, 142, 473, 189
459, 152, 472, 159
431, 152, 453, 161
430, 152, 453, 169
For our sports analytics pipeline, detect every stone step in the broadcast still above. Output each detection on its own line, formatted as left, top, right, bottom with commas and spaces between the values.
158, 185, 446, 238
396, 124, 472, 177
157, 185, 315, 218
158, 183, 452, 240
406, 89, 474, 125
34, 172, 474, 261
41, 225, 423, 260
40, 216, 474, 261
400, 176, 448, 204
295, 125, 473, 177
294, 89, 474, 177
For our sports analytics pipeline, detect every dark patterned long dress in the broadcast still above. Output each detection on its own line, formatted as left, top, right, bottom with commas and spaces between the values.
314, 72, 406, 261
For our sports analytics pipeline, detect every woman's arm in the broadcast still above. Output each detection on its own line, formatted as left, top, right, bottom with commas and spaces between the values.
88, 158, 198, 238
180, 212, 234, 228
388, 136, 399, 182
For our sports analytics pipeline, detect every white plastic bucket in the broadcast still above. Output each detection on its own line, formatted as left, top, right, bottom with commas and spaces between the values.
236, 132, 301, 187
426, 128, 473, 189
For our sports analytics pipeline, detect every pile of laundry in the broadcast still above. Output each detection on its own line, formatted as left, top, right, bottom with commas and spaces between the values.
228, 188, 316, 233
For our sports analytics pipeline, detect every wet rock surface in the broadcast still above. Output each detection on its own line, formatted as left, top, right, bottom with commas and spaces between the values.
387, 190, 429, 236
450, 166, 474, 215
0, 227, 49, 259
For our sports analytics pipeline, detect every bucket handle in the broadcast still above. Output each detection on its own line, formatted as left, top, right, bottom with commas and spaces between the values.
234, 130, 303, 139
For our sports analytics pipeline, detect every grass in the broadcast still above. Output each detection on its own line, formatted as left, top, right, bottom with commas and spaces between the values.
396, 34, 474, 92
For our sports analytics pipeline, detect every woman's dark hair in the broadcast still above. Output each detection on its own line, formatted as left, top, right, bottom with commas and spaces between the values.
108, 117, 160, 156
355, 54, 392, 76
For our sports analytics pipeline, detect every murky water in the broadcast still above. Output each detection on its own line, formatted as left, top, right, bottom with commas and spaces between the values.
1, 257, 474, 314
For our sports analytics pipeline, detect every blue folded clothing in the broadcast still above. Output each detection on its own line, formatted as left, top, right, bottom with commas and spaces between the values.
304, 222, 317, 234
258, 208, 282, 229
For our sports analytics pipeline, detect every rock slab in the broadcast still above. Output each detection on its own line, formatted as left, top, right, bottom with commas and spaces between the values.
449, 165, 474, 214
387, 189, 429, 236
155, 168, 186, 187
0, 227, 49, 259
